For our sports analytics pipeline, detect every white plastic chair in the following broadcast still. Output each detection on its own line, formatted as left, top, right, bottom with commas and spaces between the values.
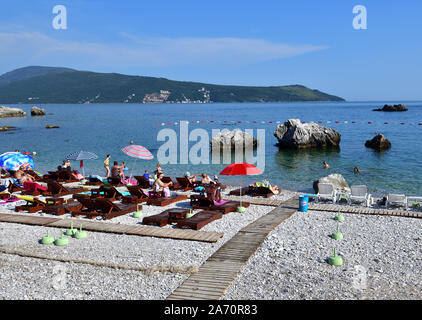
386, 194, 407, 209
317, 183, 337, 203
349, 185, 372, 207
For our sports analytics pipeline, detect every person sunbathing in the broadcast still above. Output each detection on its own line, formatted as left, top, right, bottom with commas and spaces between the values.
15, 169, 34, 184
201, 173, 213, 185
152, 173, 173, 196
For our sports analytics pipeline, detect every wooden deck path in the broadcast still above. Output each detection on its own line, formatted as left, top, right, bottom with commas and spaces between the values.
166, 196, 299, 300
0, 213, 224, 243
308, 203, 422, 219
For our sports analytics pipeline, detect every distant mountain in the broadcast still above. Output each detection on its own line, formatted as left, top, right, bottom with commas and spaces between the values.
0, 66, 344, 104
0, 66, 75, 86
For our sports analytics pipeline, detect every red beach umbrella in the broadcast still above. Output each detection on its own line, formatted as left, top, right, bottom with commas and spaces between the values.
220, 163, 262, 212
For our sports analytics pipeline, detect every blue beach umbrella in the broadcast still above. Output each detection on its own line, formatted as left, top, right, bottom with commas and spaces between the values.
0, 152, 35, 171
65, 150, 98, 176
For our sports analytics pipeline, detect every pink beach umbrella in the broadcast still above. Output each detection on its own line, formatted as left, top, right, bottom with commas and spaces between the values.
121, 145, 154, 179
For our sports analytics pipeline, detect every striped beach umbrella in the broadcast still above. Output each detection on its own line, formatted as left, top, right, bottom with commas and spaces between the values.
65, 150, 98, 176
121, 145, 154, 180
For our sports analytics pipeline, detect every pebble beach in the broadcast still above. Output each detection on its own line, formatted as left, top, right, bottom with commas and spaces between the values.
0, 183, 421, 300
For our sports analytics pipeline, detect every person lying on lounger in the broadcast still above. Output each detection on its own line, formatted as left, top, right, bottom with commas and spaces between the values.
152, 173, 173, 196
14, 168, 34, 184
252, 180, 280, 195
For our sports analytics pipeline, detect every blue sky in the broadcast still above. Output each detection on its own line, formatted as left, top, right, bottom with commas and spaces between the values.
0, 0, 421, 101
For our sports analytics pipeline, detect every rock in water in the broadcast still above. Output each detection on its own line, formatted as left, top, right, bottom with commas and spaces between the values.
365, 133, 391, 151
31, 106, 46, 116
211, 129, 258, 150
274, 119, 341, 149
373, 104, 408, 112
0, 106, 27, 118
313, 174, 350, 194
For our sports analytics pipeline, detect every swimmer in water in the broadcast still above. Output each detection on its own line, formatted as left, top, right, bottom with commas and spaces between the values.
323, 161, 329, 169
354, 166, 360, 174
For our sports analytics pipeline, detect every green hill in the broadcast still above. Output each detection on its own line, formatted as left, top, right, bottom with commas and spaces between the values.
0, 66, 344, 104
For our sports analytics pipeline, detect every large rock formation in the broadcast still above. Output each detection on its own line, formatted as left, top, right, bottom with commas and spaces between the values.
0, 106, 26, 118
373, 104, 408, 112
365, 133, 391, 151
313, 173, 350, 194
211, 129, 258, 150
274, 119, 341, 149
30, 106, 46, 116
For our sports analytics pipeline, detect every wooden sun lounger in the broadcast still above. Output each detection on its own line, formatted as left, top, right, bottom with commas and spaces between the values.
142, 208, 190, 227
190, 195, 250, 214
71, 198, 100, 218
44, 181, 85, 197
106, 177, 125, 187
146, 194, 188, 207
42, 199, 83, 216
0, 192, 10, 199
90, 185, 124, 201
122, 185, 150, 204
15, 198, 46, 213
8, 182, 25, 194
85, 177, 104, 186
175, 177, 198, 191
230, 186, 274, 198
161, 176, 182, 190
134, 176, 151, 188
92, 198, 138, 220
176, 210, 222, 230
57, 170, 79, 183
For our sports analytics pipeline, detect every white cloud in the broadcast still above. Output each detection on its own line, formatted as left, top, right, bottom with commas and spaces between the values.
0, 31, 327, 71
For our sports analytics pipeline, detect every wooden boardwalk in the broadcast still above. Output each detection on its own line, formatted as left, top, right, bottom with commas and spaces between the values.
0, 213, 224, 243
308, 203, 422, 219
166, 196, 299, 300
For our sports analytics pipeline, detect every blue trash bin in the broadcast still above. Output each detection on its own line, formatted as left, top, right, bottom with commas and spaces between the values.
299, 195, 309, 212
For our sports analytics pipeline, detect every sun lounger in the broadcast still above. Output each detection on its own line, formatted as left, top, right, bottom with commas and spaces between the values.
71, 198, 100, 218
44, 181, 85, 197
91, 185, 124, 201
316, 183, 337, 203
349, 185, 372, 207
230, 186, 274, 198
190, 195, 250, 213
161, 176, 182, 190
8, 181, 25, 193
175, 177, 198, 191
146, 194, 188, 206
42, 199, 83, 216
106, 177, 125, 187
142, 209, 172, 227
386, 193, 407, 208
134, 176, 151, 188
122, 185, 150, 204
57, 170, 79, 183
85, 176, 104, 186
176, 210, 222, 230
0, 192, 10, 199
15, 197, 46, 213
91, 198, 138, 220
21, 181, 48, 196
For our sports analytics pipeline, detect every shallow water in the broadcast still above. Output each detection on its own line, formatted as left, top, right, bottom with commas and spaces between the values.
1, 101, 421, 195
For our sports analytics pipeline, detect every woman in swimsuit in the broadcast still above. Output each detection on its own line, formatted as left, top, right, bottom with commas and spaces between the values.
104, 154, 111, 177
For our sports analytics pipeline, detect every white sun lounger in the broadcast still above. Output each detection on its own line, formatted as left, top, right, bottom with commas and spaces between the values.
348, 185, 372, 207
386, 193, 407, 209
316, 183, 337, 203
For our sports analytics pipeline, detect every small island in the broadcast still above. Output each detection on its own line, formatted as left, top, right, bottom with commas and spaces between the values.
373, 104, 408, 112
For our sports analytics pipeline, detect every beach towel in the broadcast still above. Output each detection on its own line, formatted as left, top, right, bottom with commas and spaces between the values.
23, 181, 47, 192
72, 170, 84, 180
213, 200, 230, 206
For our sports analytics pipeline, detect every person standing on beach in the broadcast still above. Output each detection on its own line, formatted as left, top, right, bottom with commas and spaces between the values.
104, 154, 111, 177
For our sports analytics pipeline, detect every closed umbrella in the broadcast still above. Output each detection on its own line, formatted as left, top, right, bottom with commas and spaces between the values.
0, 152, 35, 171
220, 162, 262, 212
121, 145, 154, 179
65, 151, 98, 176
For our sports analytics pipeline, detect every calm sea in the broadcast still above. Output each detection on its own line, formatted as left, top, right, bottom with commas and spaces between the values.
1, 101, 421, 196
